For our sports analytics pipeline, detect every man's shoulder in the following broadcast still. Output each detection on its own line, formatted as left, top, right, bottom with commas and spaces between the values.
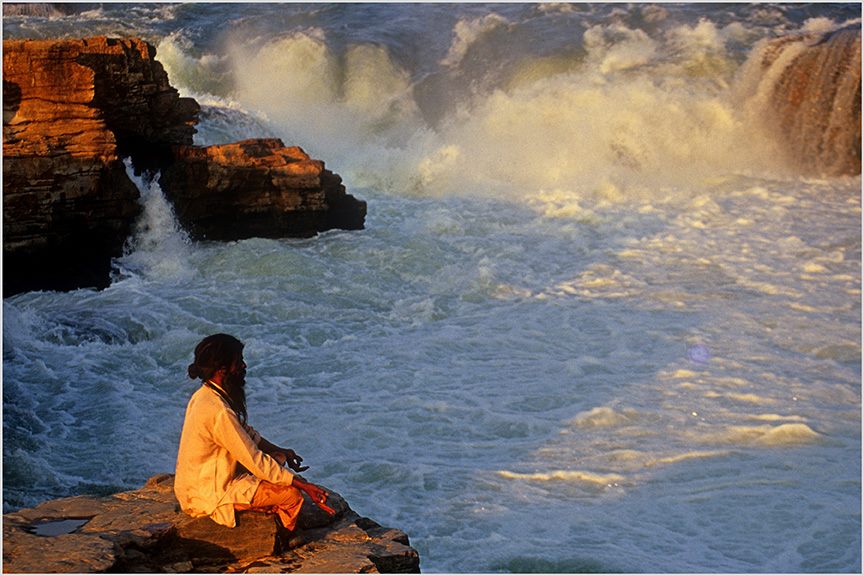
188, 385, 225, 411
193, 386, 241, 421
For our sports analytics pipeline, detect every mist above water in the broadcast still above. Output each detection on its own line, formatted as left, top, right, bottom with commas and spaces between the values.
156, 4, 858, 204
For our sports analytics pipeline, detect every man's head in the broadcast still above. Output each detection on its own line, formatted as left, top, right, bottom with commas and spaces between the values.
188, 333, 246, 386
188, 333, 248, 422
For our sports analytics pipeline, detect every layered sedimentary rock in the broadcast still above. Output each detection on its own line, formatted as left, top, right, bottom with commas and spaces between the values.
2, 473, 420, 573
3, 37, 366, 296
162, 139, 366, 240
759, 25, 861, 176
2, 37, 198, 295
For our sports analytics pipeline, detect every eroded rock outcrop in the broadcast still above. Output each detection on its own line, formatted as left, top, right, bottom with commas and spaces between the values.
2, 473, 420, 573
3, 36, 366, 296
3, 37, 197, 295
162, 139, 366, 240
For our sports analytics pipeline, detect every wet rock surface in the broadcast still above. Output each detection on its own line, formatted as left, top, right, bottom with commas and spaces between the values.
2, 474, 420, 573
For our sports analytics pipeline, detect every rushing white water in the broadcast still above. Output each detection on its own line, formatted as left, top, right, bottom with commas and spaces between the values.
2, 3, 860, 573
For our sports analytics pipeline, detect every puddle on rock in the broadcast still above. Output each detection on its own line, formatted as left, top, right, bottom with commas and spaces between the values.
26, 517, 91, 537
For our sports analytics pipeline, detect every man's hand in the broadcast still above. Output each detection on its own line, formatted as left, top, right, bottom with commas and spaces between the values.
272, 449, 309, 472
284, 449, 309, 472
293, 478, 336, 516
258, 435, 310, 472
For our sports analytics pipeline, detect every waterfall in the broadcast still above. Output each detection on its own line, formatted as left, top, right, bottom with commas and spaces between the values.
742, 24, 861, 177
113, 159, 192, 282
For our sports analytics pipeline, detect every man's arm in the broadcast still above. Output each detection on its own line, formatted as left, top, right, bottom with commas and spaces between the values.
259, 436, 335, 515
219, 411, 336, 516
255, 432, 308, 472
212, 410, 295, 487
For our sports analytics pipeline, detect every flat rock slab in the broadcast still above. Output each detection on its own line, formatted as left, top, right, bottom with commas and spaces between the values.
2, 474, 420, 573
0, 530, 118, 573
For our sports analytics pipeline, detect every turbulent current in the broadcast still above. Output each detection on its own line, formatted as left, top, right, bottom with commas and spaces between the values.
2, 3, 861, 573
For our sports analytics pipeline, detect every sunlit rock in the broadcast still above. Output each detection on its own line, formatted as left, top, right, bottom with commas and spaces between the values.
2, 37, 366, 296
161, 139, 366, 240
2, 473, 420, 573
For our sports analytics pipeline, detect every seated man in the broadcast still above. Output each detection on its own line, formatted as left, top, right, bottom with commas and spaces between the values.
175, 333, 333, 536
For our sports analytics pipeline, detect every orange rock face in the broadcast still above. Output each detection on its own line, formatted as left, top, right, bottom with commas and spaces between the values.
3, 37, 198, 295
4, 36, 198, 163
162, 139, 366, 240
3, 37, 365, 294
173, 139, 325, 195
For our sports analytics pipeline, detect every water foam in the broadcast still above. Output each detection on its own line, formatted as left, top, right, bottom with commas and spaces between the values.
497, 469, 626, 486
156, 33, 230, 98
114, 160, 192, 283
165, 14, 826, 204
568, 406, 641, 428
695, 423, 824, 446
440, 13, 510, 68
230, 29, 423, 152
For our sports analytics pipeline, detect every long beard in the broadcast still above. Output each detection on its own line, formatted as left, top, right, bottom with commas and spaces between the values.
224, 368, 246, 390
221, 370, 248, 424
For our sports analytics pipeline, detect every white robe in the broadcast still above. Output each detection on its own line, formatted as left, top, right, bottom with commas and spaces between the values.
174, 385, 294, 527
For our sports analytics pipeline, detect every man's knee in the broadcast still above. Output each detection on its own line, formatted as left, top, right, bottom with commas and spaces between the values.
253, 481, 304, 508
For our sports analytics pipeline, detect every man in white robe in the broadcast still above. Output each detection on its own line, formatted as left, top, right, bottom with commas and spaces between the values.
175, 333, 333, 532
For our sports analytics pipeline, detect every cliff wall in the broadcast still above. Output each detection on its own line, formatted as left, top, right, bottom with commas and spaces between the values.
2, 37, 366, 296
2, 37, 192, 294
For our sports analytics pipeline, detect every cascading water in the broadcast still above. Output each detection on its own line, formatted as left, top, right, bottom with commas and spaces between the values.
115, 160, 192, 283
2, 4, 860, 573
735, 22, 862, 176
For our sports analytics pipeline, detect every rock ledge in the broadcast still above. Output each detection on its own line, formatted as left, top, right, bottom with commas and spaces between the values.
2, 474, 420, 573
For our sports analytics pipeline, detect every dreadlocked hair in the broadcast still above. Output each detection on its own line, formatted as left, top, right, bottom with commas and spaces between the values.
188, 333, 248, 424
